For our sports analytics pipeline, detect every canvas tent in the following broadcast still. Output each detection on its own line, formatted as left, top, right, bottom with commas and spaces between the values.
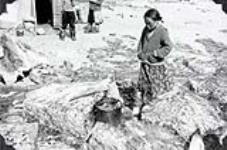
0, 0, 54, 29
0, 0, 36, 29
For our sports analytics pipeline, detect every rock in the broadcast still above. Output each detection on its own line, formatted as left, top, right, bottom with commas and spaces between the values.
28, 63, 77, 84
0, 123, 38, 150
23, 22, 35, 34
0, 34, 24, 72
0, 134, 16, 150
189, 59, 218, 75
0, 97, 13, 117
36, 28, 46, 35
3, 115, 24, 124
38, 141, 75, 150
23, 78, 187, 150
184, 75, 227, 103
143, 86, 225, 140
84, 121, 184, 150
0, 74, 6, 85
0, 34, 47, 84
23, 79, 117, 145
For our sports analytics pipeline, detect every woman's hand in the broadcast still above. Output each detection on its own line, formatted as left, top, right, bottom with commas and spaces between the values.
138, 52, 158, 63
137, 52, 147, 60
153, 49, 158, 57
140, 51, 158, 63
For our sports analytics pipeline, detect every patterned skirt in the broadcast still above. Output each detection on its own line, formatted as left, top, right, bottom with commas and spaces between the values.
137, 62, 172, 103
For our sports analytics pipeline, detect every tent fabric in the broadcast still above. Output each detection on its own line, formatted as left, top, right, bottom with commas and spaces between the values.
0, 0, 16, 15
17, 0, 36, 22
0, 0, 36, 29
0, 0, 8, 15
0, 1, 19, 28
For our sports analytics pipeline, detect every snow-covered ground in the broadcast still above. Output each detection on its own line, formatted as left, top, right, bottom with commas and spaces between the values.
1, 1, 227, 150
13, 1, 226, 69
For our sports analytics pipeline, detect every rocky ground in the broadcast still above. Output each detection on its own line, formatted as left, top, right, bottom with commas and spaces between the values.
0, 0, 227, 150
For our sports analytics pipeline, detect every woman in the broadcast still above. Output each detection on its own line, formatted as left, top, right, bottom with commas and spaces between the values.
136, 8, 173, 119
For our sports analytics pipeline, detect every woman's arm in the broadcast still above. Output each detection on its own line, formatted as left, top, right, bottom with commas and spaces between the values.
137, 27, 146, 53
137, 27, 149, 60
154, 28, 173, 58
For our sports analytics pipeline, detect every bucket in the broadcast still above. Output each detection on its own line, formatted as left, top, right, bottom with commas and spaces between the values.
93, 97, 122, 126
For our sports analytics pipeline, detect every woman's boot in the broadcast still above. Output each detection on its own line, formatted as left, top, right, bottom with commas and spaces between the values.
70, 30, 76, 41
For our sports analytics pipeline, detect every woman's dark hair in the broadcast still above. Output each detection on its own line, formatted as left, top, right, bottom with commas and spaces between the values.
144, 8, 162, 21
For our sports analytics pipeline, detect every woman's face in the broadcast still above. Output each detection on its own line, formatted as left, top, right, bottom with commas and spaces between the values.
144, 17, 156, 30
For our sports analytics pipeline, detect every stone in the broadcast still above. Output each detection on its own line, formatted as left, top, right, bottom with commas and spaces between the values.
143, 86, 225, 140
84, 121, 184, 150
0, 123, 38, 150
23, 79, 115, 145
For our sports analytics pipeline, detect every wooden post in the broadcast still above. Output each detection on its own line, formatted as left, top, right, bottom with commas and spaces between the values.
52, 0, 63, 28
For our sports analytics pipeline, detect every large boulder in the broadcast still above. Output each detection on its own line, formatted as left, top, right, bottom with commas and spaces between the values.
0, 1, 19, 29
143, 86, 225, 140
83, 121, 184, 150
0, 123, 38, 150
0, 34, 47, 83
27, 62, 77, 85
23, 78, 185, 150
23, 79, 120, 145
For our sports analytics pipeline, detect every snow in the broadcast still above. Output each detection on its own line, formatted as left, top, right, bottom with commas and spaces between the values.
0, 1, 19, 28
0, 1, 227, 150
12, 1, 226, 73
